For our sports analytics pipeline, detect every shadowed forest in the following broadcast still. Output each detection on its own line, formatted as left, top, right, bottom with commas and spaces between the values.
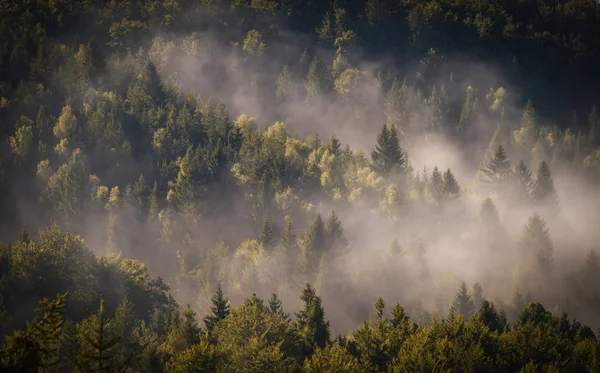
2, 0, 600, 371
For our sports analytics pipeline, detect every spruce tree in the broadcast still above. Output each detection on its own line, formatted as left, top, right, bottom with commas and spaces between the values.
371, 123, 406, 175
480, 197, 501, 229
325, 210, 347, 253
513, 160, 533, 202
76, 299, 125, 373
0, 293, 67, 372
481, 144, 511, 183
279, 215, 297, 256
268, 293, 290, 322
519, 213, 553, 273
203, 283, 230, 332
532, 161, 558, 206
452, 282, 475, 320
442, 168, 460, 198
259, 220, 274, 249
295, 284, 330, 358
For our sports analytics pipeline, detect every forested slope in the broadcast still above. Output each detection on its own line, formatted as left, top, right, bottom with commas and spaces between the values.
2, 0, 600, 371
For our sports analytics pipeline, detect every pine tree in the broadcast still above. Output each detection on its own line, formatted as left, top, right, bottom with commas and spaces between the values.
480, 197, 500, 228
457, 85, 478, 133
442, 168, 460, 198
298, 214, 327, 284
268, 293, 290, 322
305, 56, 325, 103
1, 293, 67, 372
328, 135, 341, 157
76, 299, 126, 373
276, 64, 293, 100
295, 284, 330, 358
371, 123, 406, 175
480, 144, 511, 183
452, 282, 475, 320
520, 213, 553, 273
532, 161, 558, 206
203, 283, 230, 332
279, 215, 297, 256
389, 238, 403, 258
513, 160, 533, 203
259, 220, 274, 249
325, 210, 347, 253
384, 78, 408, 132
140, 61, 163, 103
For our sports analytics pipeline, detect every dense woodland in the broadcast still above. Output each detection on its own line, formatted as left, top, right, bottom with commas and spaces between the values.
2, 0, 600, 371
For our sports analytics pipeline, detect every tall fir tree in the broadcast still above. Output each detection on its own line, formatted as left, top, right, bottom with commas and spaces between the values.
480, 144, 511, 183
268, 293, 290, 322
532, 161, 558, 206
371, 124, 406, 175
452, 282, 475, 320
325, 210, 348, 253
259, 219, 274, 249
295, 283, 330, 358
519, 213, 553, 274
203, 283, 230, 332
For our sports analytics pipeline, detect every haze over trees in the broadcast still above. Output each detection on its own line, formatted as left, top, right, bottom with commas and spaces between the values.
2, 0, 600, 371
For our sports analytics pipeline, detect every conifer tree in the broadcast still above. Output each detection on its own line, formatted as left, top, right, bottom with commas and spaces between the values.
295, 284, 330, 358
298, 214, 327, 284
479, 197, 503, 235
481, 144, 511, 183
371, 124, 406, 175
519, 213, 553, 273
325, 210, 347, 253
268, 293, 290, 322
442, 168, 460, 198
259, 220, 274, 249
0, 293, 67, 371
203, 283, 230, 332
452, 282, 475, 320
279, 215, 297, 256
384, 78, 408, 132
276, 64, 293, 100
76, 299, 126, 373
532, 161, 558, 206
305, 56, 325, 103
513, 160, 533, 202
430, 166, 443, 201
474, 299, 506, 332
140, 61, 163, 103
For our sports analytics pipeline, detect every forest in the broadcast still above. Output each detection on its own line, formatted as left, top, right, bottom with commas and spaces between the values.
2, 0, 600, 371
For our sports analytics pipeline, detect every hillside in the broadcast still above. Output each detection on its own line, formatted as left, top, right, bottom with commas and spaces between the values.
2, 0, 600, 371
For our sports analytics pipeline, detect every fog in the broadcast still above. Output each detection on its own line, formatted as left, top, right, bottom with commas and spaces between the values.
7, 4, 600, 336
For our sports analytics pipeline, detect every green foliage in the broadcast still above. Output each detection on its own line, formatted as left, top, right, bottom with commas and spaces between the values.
203, 283, 230, 333
295, 284, 330, 358
371, 124, 406, 175
1, 293, 67, 372
452, 282, 475, 320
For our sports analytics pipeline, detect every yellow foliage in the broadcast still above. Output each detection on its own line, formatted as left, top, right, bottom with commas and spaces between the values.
54, 138, 69, 155
36, 160, 52, 180
583, 149, 600, 169
275, 186, 299, 212
53, 105, 77, 139
234, 114, 258, 134
263, 121, 287, 145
